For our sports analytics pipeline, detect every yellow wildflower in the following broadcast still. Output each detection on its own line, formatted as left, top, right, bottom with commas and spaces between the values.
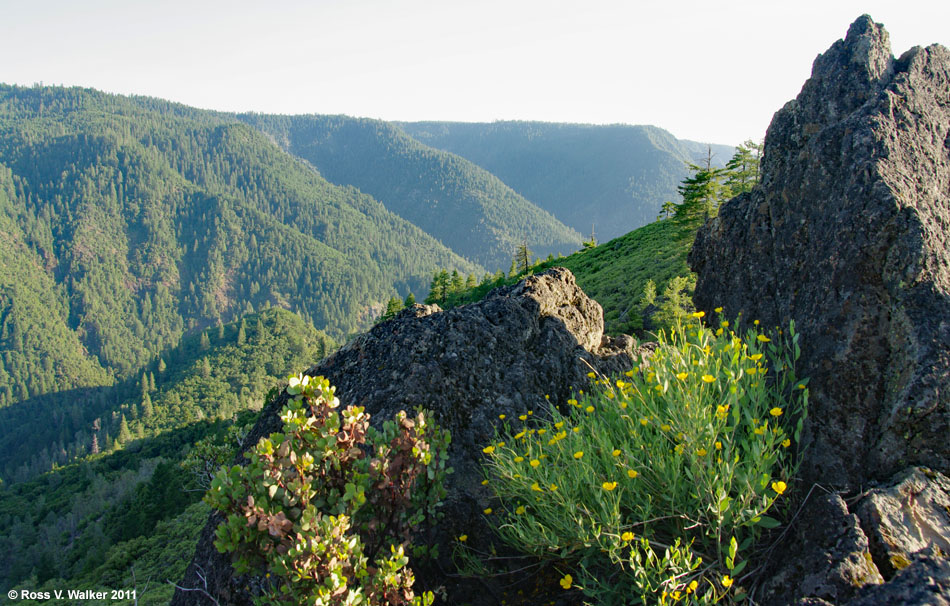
537, 429, 547, 435
602, 481, 618, 491
482, 445, 495, 454
702, 374, 716, 383
625, 369, 634, 377
549, 483, 558, 491
515, 430, 526, 439
715, 441, 722, 450
722, 575, 733, 588
573, 427, 581, 433
697, 448, 707, 456
530, 459, 540, 468
621, 531, 635, 542
498, 414, 506, 419
560, 574, 572, 589
483, 508, 492, 514
519, 415, 527, 421
782, 438, 791, 448
749, 353, 763, 361
458, 534, 468, 542
514, 456, 524, 463
676, 372, 688, 380
585, 405, 595, 413
573, 451, 584, 459
674, 444, 685, 454
627, 469, 639, 478
688, 580, 698, 594
721, 320, 729, 328
612, 449, 621, 457
587, 372, 596, 378
640, 418, 648, 426
516, 505, 526, 514
715, 307, 723, 313
692, 311, 705, 318
757, 334, 770, 342
481, 479, 489, 485
770, 407, 783, 417
554, 421, 564, 429
772, 480, 787, 495
661, 424, 672, 432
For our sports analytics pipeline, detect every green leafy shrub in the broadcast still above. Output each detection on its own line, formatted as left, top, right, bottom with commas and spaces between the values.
206, 374, 450, 606
474, 313, 808, 605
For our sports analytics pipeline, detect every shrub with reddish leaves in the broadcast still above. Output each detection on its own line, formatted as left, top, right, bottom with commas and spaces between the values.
206, 374, 449, 606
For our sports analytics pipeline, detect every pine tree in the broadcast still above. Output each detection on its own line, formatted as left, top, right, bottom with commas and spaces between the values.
724, 140, 763, 197
674, 147, 727, 221
403, 292, 416, 307
515, 241, 533, 275
237, 319, 246, 345
118, 415, 132, 444
380, 296, 404, 322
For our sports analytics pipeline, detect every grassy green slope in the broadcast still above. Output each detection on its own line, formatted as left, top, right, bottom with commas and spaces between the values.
239, 114, 583, 271
444, 217, 702, 337
399, 121, 732, 242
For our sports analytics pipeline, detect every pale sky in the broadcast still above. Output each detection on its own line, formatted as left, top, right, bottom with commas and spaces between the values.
2, 0, 948, 145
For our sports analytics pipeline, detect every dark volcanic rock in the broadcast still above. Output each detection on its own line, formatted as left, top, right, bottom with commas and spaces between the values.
690, 15, 950, 490
757, 492, 883, 605
172, 267, 645, 605
690, 15, 950, 605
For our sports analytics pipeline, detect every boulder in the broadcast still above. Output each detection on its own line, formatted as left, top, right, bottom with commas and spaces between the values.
172, 267, 646, 605
689, 15, 950, 604
690, 14, 950, 491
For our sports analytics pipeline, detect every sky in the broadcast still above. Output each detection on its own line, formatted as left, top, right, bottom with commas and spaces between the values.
2, 0, 948, 146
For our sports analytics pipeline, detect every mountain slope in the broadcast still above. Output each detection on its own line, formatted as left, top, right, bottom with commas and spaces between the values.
238, 114, 583, 270
0, 85, 480, 400
436, 216, 703, 337
399, 121, 733, 241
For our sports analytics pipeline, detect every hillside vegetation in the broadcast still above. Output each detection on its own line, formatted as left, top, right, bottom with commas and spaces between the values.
0, 85, 479, 405
239, 114, 583, 270
400, 121, 734, 241
0, 308, 328, 602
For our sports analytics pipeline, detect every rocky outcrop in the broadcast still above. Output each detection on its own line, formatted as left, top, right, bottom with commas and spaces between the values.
689, 15, 950, 604
172, 267, 646, 605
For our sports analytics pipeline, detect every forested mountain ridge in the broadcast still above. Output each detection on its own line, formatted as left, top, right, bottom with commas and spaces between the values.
0, 84, 480, 404
237, 113, 583, 269
0, 308, 329, 603
399, 120, 735, 241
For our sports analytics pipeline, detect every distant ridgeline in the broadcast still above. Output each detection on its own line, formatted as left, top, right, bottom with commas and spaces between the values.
237, 114, 584, 269
0, 84, 480, 406
400, 121, 735, 242
424, 140, 761, 337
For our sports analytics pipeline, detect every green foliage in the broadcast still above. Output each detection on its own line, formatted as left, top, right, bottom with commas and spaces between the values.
429, 217, 703, 336
0, 308, 333, 483
238, 115, 582, 270
0, 84, 480, 407
400, 121, 735, 242
207, 375, 450, 605
723, 141, 762, 197
471, 315, 808, 604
